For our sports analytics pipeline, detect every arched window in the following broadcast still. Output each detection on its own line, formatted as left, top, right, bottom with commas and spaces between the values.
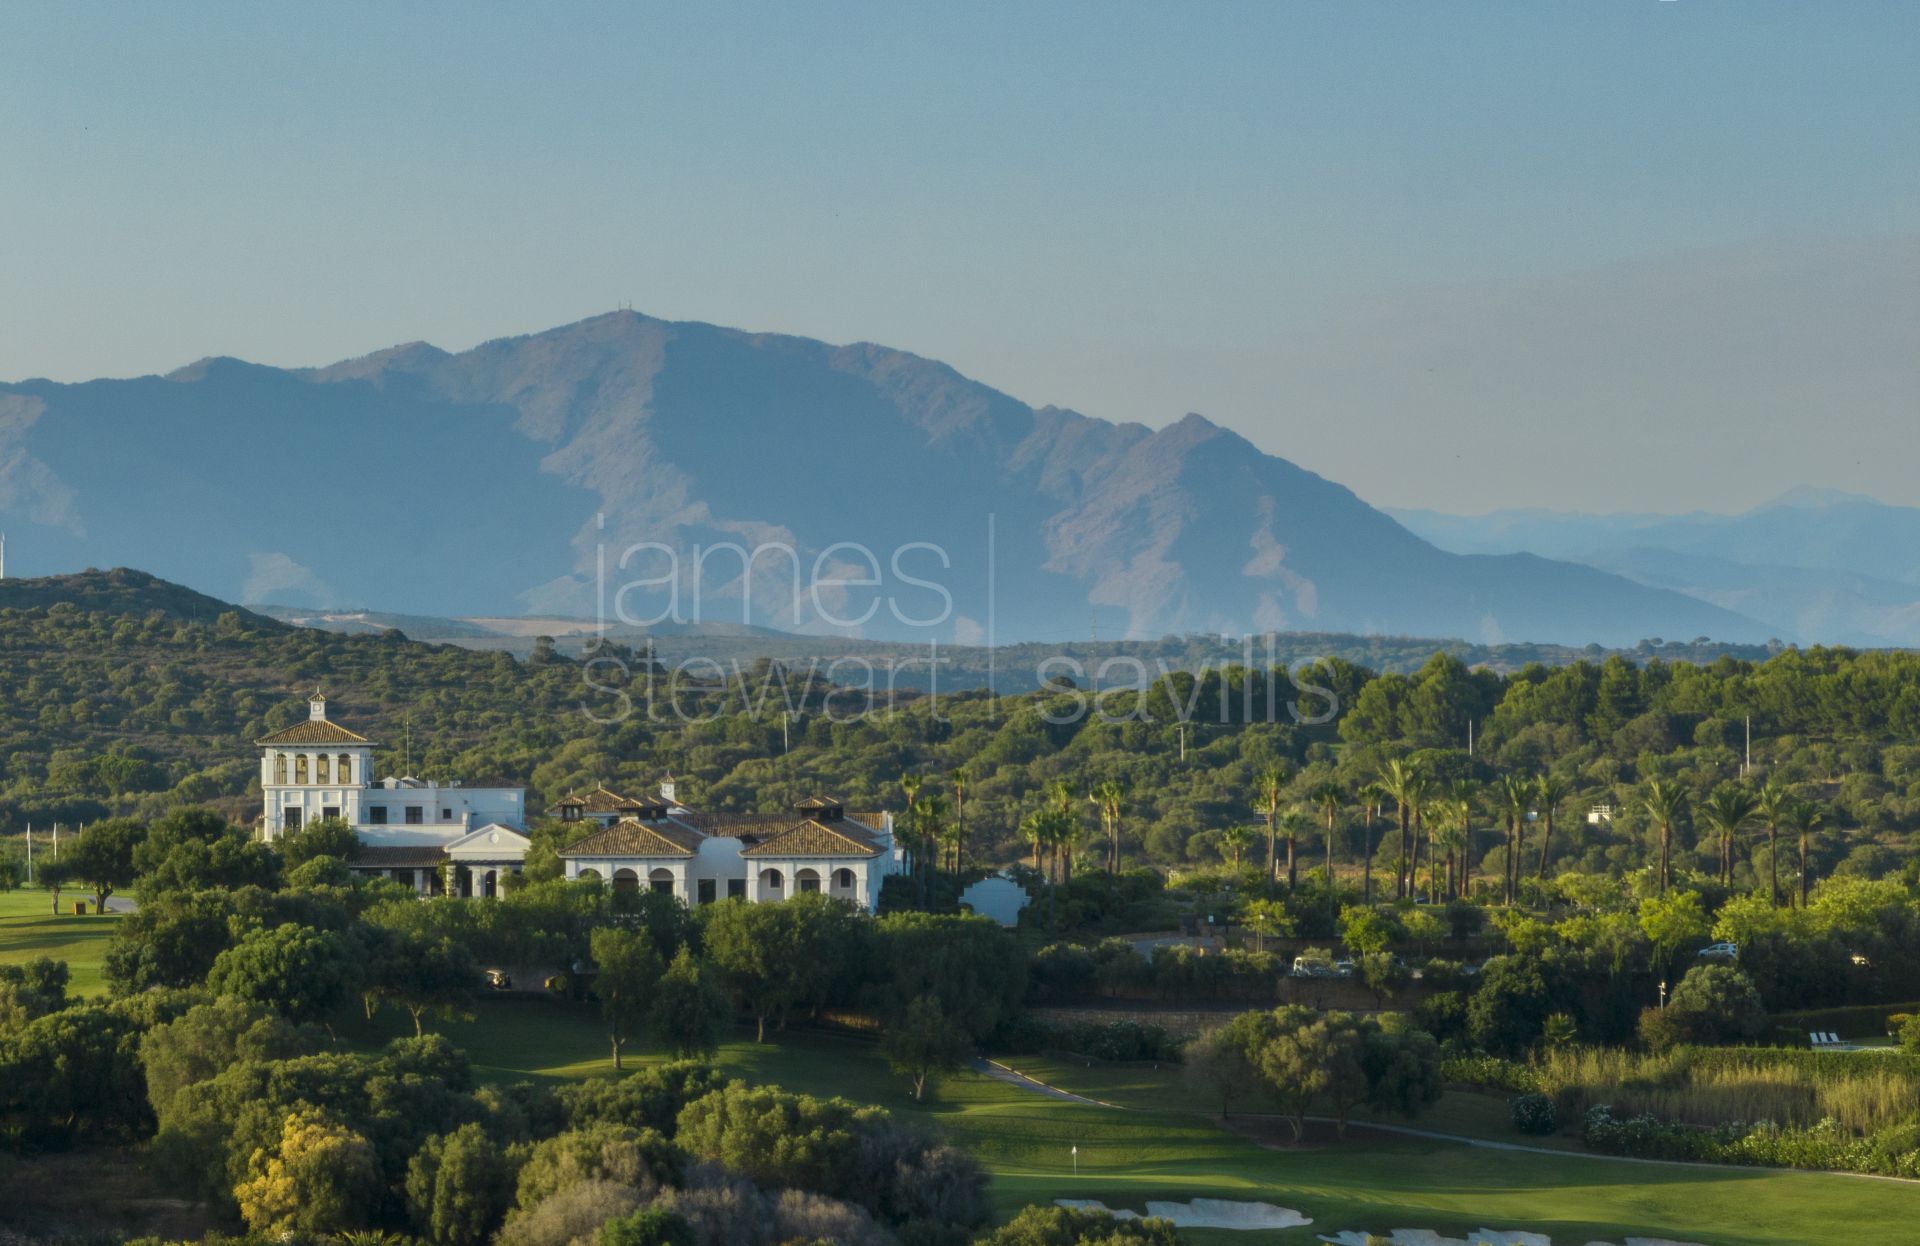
337, 754, 352, 784
759, 868, 785, 894
294, 754, 309, 784
833, 868, 855, 890
316, 754, 330, 783
274, 753, 287, 784
796, 868, 821, 894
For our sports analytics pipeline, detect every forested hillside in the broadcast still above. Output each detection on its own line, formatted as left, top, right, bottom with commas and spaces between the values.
2, 571, 1917, 887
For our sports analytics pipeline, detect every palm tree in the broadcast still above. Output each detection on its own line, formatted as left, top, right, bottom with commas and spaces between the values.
1220, 824, 1257, 871
1379, 759, 1422, 900
1497, 774, 1531, 905
1355, 781, 1387, 904
949, 764, 972, 875
1534, 774, 1571, 881
1279, 807, 1310, 892
911, 792, 949, 905
1788, 799, 1825, 908
1022, 806, 1069, 923
900, 772, 925, 875
1022, 809, 1050, 873
1640, 778, 1690, 895
1416, 793, 1446, 904
1089, 779, 1125, 873
1436, 799, 1468, 900
1310, 780, 1346, 911
1755, 780, 1793, 906
1254, 765, 1288, 892
937, 808, 965, 876
1447, 779, 1477, 898
1047, 780, 1078, 890
1698, 783, 1760, 888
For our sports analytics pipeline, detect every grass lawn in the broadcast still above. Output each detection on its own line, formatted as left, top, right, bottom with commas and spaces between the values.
351, 998, 1919, 1245
0, 885, 120, 997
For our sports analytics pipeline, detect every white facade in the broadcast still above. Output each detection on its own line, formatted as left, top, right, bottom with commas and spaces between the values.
257, 695, 528, 893
560, 786, 903, 912
256, 703, 903, 910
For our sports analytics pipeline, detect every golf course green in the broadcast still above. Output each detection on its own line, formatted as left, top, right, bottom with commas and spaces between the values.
344, 997, 1917, 1245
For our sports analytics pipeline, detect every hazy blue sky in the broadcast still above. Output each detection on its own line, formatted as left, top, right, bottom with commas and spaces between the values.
3, 3, 1915, 512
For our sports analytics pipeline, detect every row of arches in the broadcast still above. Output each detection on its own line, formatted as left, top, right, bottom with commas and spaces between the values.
273, 752, 355, 785
573, 866, 859, 899
754, 867, 856, 896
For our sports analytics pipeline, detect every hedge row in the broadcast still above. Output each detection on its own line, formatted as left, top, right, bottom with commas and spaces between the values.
1770, 1001, 1920, 1040
1582, 1105, 1920, 1179
993, 1016, 1186, 1064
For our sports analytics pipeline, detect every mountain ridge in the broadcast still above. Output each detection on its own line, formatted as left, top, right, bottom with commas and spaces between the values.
0, 310, 1769, 647
1394, 493, 1920, 646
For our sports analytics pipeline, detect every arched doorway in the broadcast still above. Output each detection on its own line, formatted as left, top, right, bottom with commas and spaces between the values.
795, 868, 822, 894
831, 868, 857, 901
758, 868, 785, 899
576, 867, 602, 883
481, 869, 498, 898
648, 868, 676, 896
612, 867, 640, 893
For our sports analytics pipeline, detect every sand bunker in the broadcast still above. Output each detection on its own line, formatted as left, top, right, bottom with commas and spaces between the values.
1056, 1198, 1311, 1229
1316, 1232, 1705, 1246
1318, 1234, 1543, 1246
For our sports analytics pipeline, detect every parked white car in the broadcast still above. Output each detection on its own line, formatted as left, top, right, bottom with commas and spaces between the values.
1697, 941, 1739, 960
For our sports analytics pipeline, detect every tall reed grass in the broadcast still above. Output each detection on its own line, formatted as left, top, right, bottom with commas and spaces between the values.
1531, 1047, 1919, 1134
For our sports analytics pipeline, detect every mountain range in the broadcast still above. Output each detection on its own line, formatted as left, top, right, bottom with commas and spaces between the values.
1392, 489, 1920, 648
0, 311, 1772, 647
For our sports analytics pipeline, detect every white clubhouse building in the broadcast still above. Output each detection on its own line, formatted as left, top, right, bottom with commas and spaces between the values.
257, 693, 530, 896
257, 694, 902, 910
556, 789, 901, 910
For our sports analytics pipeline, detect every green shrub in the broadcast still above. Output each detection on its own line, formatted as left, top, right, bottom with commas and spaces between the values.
1438, 1053, 1537, 1094
1581, 1104, 1920, 1179
1509, 1092, 1557, 1135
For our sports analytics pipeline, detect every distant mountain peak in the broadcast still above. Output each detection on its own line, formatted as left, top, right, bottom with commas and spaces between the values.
1756, 485, 1886, 512
0, 311, 1772, 647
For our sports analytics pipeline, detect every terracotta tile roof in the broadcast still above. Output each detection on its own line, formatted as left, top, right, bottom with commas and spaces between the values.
559, 817, 704, 858
558, 785, 647, 814
256, 718, 375, 746
349, 845, 448, 868
674, 810, 886, 837
740, 819, 886, 859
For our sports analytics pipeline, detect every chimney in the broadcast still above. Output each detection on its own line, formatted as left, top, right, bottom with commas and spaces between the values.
308, 692, 328, 722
